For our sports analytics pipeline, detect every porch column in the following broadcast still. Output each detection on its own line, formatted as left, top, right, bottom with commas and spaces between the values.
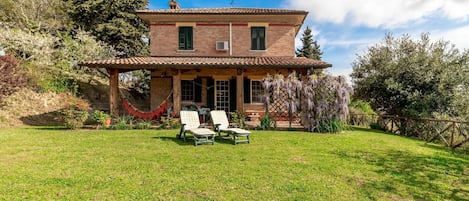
173, 69, 181, 116
109, 68, 119, 118
236, 69, 244, 112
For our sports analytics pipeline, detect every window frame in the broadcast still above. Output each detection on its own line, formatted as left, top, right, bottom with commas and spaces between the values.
178, 26, 193, 50
251, 27, 266, 51
181, 80, 195, 102
250, 80, 264, 104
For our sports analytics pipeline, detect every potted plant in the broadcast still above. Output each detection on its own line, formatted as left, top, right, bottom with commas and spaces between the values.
91, 110, 111, 129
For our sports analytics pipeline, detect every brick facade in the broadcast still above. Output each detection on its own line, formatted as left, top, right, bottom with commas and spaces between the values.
150, 23, 296, 57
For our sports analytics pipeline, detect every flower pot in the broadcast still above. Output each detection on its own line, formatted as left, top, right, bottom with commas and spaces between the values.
104, 118, 112, 127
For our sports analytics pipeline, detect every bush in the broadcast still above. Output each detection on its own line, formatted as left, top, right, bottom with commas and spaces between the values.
60, 97, 89, 129
369, 122, 385, 131
91, 110, 111, 128
259, 114, 277, 130
315, 119, 348, 133
134, 121, 152, 130
230, 111, 246, 129
0, 55, 29, 105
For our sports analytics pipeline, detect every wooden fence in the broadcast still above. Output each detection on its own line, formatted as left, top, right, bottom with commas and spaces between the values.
349, 114, 469, 148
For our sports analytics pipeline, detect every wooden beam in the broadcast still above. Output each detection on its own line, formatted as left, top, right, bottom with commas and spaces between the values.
236, 69, 244, 112
109, 68, 119, 118
173, 70, 181, 116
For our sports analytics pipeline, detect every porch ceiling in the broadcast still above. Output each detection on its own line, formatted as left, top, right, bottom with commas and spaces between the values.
78, 56, 332, 70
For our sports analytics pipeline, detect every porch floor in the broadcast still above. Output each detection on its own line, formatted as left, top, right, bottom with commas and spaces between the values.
245, 121, 304, 130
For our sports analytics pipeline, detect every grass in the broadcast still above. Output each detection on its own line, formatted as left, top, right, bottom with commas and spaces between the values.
0, 127, 467, 200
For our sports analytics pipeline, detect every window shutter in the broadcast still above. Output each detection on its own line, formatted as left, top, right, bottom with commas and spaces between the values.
230, 78, 237, 112
259, 28, 266, 50
207, 78, 214, 109
244, 78, 251, 103
194, 78, 202, 102
179, 28, 185, 49
187, 27, 193, 50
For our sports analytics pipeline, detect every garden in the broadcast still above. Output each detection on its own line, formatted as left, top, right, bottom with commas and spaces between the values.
0, 127, 467, 200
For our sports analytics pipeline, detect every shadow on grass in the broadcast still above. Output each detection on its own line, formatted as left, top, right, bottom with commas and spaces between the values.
333, 148, 468, 200
350, 126, 390, 135
19, 111, 63, 126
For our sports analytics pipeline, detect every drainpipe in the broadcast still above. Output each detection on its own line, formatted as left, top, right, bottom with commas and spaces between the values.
229, 22, 233, 56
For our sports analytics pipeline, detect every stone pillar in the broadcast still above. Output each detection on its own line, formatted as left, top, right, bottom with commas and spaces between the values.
109, 68, 119, 118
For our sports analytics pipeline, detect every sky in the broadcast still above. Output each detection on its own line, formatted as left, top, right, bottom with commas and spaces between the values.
148, 0, 469, 83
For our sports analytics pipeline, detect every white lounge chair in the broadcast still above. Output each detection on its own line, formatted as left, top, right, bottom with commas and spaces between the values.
178, 111, 215, 146
210, 110, 251, 145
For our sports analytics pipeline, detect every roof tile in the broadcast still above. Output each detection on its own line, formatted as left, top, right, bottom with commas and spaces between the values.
136, 8, 307, 15
79, 57, 331, 69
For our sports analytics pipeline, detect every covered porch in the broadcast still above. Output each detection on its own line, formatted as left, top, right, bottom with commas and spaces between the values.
79, 56, 331, 119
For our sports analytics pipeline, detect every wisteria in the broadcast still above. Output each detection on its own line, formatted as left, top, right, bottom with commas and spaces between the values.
263, 72, 352, 132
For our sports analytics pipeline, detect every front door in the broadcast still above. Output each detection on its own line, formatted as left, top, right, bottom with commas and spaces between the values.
215, 80, 230, 112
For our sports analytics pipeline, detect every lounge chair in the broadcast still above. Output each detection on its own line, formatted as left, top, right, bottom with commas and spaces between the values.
178, 111, 215, 146
210, 110, 251, 145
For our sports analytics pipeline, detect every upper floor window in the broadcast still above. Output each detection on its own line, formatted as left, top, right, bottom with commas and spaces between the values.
251, 27, 265, 50
179, 27, 193, 50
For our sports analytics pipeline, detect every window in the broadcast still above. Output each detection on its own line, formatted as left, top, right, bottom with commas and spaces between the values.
251, 27, 265, 50
216, 80, 230, 112
251, 80, 264, 103
181, 80, 194, 101
179, 27, 193, 50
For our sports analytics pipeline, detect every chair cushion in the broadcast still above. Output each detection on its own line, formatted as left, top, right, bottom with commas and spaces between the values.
187, 128, 215, 136
220, 128, 251, 134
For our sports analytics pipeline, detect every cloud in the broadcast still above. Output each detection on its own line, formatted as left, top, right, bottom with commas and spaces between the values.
285, 0, 469, 28
433, 26, 469, 50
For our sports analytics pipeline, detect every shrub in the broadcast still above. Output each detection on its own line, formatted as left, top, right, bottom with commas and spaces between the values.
0, 55, 29, 105
259, 114, 276, 130
230, 111, 247, 129
134, 121, 152, 130
110, 116, 134, 130
60, 97, 89, 129
316, 119, 348, 133
91, 110, 111, 128
369, 122, 385, 131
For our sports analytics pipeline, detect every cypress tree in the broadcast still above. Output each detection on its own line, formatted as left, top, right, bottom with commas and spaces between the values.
296, 26, 322, 60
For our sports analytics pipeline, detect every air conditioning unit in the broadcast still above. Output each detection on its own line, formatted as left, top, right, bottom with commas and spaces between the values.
216, 41, 229, 51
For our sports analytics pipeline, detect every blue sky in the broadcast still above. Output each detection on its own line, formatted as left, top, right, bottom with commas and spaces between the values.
149, 0, 469, 82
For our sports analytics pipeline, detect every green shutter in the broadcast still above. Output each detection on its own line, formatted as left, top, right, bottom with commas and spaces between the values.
194, 78, 202, 102
179, 27, 193, 50
244, 78, 251, 103
230, 78, 237, 112
207, 78, 214, 109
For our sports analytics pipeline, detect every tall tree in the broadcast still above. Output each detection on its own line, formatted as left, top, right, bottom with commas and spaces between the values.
64, 0, 149, 58
296, 26, 322, 60
351, 33, 469, 118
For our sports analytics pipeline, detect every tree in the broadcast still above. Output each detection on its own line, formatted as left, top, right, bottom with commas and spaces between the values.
351, 33, 469, 118
64, 0, 149, 58
296, 26, 322, 60
0, 0, 69, 31
0, 55, 29, 105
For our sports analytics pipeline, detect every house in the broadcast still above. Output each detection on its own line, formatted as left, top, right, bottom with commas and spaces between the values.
80, 1, 331, 119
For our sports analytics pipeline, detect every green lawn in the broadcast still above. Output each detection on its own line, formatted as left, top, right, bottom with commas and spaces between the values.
0, 127, 467, 200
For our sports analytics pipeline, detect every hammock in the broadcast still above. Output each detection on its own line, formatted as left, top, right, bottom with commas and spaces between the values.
122, 99, 168, 120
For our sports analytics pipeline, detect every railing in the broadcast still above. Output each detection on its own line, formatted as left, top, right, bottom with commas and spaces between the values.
349, 114, 469, 148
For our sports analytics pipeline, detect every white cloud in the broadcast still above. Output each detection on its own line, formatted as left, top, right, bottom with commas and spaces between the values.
285, 0, 469, 28
433, 26, 469, 50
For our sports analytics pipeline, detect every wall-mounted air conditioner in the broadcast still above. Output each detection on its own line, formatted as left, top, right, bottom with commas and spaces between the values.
216, 41, 229, 51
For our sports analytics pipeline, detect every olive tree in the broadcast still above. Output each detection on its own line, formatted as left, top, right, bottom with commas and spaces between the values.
351, 33, 469, 118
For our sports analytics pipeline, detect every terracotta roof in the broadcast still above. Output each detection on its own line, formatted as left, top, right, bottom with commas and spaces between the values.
136, 8, 308, 15
79, 57, 331, 69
